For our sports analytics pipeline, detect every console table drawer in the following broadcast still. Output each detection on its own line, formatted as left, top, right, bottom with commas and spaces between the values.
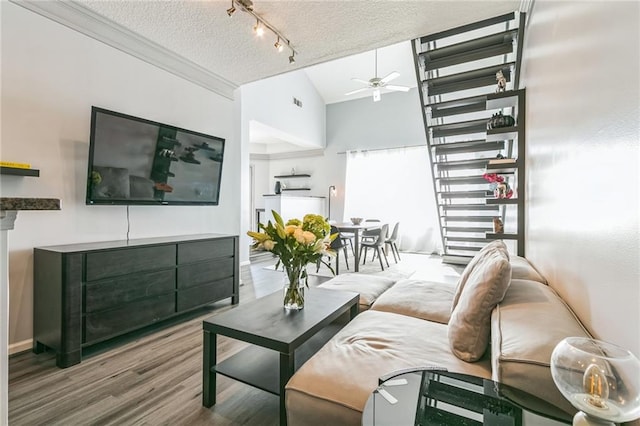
177, 258, 234, 289
85, 269, 175, 313
86, 245, 176, 281
178, 238, 234, 264
84, 293, 175, 343
177, 278, 234, 312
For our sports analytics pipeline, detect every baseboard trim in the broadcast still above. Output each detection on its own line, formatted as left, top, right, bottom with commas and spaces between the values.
9, 339, 32, 356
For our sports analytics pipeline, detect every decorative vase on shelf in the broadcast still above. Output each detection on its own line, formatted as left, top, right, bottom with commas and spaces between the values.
283, 265, 305, 310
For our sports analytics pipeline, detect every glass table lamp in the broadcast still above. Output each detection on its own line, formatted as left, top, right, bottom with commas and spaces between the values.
551, 337, 640, 425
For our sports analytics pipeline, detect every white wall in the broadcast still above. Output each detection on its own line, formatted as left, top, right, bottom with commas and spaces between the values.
522, 1, 640, 355
1, 3, 239, 347
243, 70, 326, 149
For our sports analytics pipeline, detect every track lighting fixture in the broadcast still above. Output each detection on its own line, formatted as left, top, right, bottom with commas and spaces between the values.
226, 0, 236, 17
226, 0, 297, 63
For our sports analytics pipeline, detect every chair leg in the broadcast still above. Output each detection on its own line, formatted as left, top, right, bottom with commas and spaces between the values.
388, 242, 398, 263
381, 247, 390, 268
335, 251, 340, 275
343, 246, 350, 270
316, 259, 321, 273
376, 247, 385, 271
393, 243, 401, 261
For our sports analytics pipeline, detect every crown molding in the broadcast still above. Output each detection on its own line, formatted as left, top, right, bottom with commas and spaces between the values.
11, 0, 238, 100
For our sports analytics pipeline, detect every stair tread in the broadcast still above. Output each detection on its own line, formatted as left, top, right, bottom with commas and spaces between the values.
444, 226, 494, 232
445, 236, 491, 243
442, 254, 474, 265
428, 94, 487, 118
439, 190, 490, 198
420, 12, 515, 44
424, 63, 515, 96
436, 176, 488, 185
421, 29, 518, 71
442, 216, 495, 222
433, 140, 504, 154
440, 204, 499, 211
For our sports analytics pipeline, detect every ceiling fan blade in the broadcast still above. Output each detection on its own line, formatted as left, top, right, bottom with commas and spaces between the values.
344, 88, 369, 96
379, 71, 400, 84
385, 85, 410, 92
351, 78, 371, 85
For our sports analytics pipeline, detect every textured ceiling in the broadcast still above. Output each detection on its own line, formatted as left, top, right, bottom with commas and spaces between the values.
78, 0, 521, 87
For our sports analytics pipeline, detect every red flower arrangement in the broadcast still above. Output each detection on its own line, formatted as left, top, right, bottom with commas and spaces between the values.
482, 173, 513, 199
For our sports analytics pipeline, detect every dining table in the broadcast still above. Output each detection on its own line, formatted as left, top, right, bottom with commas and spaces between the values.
334, 222, 381, 272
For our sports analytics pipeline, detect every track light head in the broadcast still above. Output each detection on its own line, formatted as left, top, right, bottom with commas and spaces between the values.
289, 53, 295, 64
226, 6, 236, 16
274, 39, 283, 52
253, 20, 264, 37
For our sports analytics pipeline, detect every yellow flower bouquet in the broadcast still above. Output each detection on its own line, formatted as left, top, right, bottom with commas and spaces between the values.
248, 210, 337, 309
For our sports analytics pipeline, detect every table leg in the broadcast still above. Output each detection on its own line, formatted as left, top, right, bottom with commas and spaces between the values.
350, 300, 359, 319
202, 330, 217, 407
279, 351, 295, 426
353, 229, 361, 272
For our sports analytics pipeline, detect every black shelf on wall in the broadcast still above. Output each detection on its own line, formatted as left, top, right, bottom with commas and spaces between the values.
0, 166, 40, 177
274, 174, 311, 178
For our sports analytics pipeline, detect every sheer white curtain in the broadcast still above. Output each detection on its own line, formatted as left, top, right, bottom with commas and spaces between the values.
343, 146, 442, 254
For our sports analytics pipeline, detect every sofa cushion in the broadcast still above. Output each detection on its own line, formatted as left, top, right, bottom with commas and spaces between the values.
510, 256, 547, 284
491, 278, 592, 415
285, 310, 492, 426
451, 240, 509, 310
317, 273, 397, 311
448, 247, 512, 362
371, 278, 455, 324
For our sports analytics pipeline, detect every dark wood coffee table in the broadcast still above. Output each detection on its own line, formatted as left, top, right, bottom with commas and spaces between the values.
202, 287, 359, 426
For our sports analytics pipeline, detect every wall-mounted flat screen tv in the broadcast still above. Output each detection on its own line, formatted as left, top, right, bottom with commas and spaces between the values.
86, 107, 225, 206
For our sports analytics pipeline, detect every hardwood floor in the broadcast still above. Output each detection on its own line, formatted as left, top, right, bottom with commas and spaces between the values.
8, 257, 329, 426
9, 252, 454, 425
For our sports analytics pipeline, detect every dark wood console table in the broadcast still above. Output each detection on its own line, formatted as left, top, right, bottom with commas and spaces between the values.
33, 233, 239, 368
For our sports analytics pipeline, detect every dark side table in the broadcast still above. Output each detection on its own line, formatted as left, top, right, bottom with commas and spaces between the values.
202, 287, 359, 426
362, 369, 572, 426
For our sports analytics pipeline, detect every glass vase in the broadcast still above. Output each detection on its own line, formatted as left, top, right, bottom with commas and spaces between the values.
283, 266, 305, 310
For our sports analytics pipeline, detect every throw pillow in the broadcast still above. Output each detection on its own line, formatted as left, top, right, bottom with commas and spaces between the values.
448, 247, 512, 362
451, 240, 508, 312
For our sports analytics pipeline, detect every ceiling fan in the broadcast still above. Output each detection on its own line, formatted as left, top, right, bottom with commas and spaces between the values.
344, 49, 410, 102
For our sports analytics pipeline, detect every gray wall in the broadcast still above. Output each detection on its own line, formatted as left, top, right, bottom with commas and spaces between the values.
522, 1, 639, 355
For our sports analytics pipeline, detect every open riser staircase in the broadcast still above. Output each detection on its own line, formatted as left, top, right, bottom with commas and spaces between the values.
412, 12, 527, 265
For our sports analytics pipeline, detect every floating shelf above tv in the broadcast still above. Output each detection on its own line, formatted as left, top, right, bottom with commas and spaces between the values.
274, 174, 311, 178
281, 188, 311, 191
0, 166, 40, 177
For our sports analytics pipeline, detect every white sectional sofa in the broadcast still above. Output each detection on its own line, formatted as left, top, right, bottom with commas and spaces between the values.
285, 242, 592, 425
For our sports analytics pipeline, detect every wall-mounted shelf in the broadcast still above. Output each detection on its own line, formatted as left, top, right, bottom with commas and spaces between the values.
282, 188, 310, 191
274, 174, 311, 178
0, 167, 40, 177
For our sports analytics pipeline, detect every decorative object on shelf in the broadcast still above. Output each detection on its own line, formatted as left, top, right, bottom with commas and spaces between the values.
275, 181, 282, 194
495, 70, 507, 93
247, 210, 336, 310
551, 337, 640, 426
493, 217, 504, 234
482, 173, 513, 199
350, 217, 363, 225
0, 161, 31, 169
487, 111, 516, 130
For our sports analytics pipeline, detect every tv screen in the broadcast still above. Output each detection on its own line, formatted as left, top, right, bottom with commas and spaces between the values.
86, 107, 225, 205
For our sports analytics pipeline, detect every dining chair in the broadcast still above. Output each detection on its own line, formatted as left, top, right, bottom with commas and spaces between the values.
317, 225, 350, 274
359, 223, 389, 271
361, 219, 382, 244
384, 222, 401, 263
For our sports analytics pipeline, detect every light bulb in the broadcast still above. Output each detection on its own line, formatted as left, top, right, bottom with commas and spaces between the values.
253, 21, 264, 37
